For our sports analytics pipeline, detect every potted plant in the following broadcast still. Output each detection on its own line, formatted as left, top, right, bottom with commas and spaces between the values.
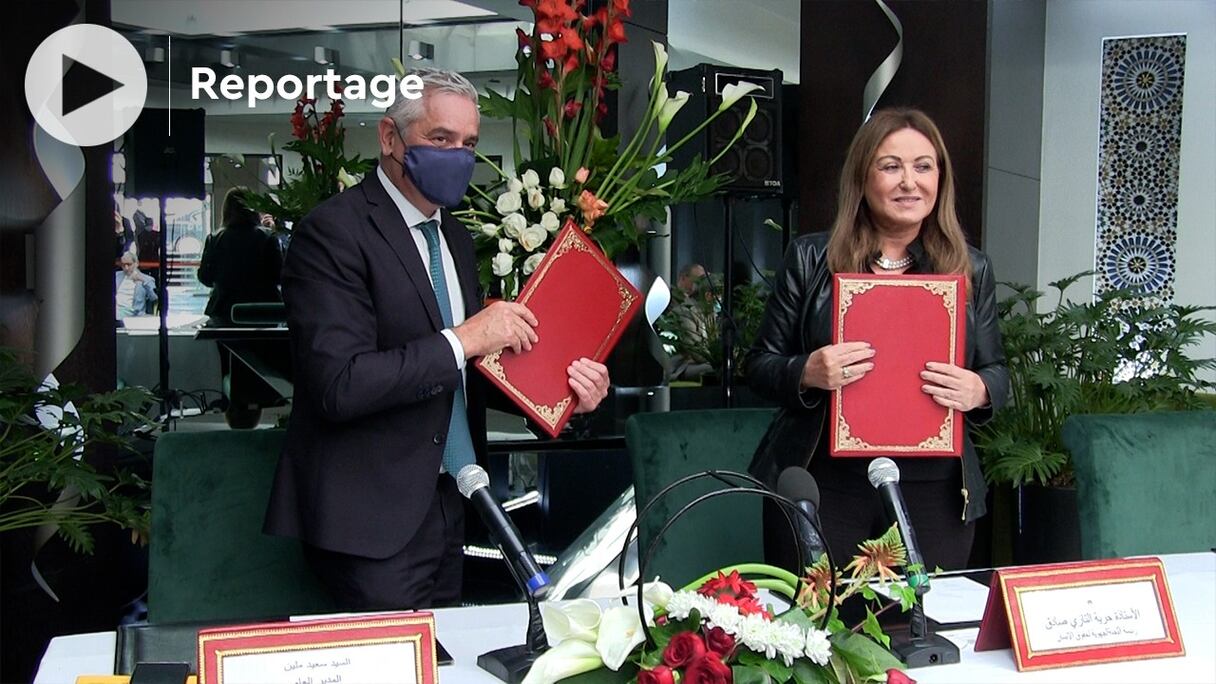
972, 271, 1216, 562
655, 273, 770, 385
0, 348, 153, 554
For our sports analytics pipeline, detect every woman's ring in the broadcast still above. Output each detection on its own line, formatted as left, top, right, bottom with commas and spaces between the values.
842, 367, 852, 379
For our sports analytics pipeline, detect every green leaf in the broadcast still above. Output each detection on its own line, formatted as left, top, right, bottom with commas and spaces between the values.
830, 632, 904, 679
859, 609, 891, 649
790, 659, 836, 684
732, 664, 773, 684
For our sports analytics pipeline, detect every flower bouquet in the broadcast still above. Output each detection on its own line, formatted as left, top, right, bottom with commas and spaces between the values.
524, 522, 920, 684
242, 93, 376, 227
457, 0, 762, 298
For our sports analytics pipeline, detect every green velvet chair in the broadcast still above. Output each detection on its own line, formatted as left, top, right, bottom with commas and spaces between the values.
1062, 411, 1216, 560
148, 429, 335, 623
626, 408, 776, 588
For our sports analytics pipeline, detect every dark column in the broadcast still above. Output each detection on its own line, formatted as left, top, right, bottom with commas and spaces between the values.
799, 0, 988, 245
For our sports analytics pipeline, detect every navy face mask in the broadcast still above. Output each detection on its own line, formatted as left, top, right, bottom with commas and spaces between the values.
392, 128, 475, 208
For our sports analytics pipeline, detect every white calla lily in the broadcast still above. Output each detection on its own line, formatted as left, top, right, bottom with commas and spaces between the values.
718, 81, 763, 112
596, 606, 648, 671
643, 580, 674, 609
657, 90, 690, 132
540, 599, 603, 644
651, 42, 669, 82
521, 638, 603, 684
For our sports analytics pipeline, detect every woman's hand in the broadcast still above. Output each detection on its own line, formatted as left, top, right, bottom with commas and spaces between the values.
921, 362, 989, 411
801, 342, 875, 390
568, 358, 609, 414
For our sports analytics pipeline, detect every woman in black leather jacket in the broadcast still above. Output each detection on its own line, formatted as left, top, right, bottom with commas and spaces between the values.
746, 108, 1009, 571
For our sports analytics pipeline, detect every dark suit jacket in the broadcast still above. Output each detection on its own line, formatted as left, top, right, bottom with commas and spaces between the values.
264, 172, 489, 559
197, 224, 282, 322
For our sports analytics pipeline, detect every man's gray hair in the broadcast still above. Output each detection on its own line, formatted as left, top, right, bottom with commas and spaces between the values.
385, 68, 479, 135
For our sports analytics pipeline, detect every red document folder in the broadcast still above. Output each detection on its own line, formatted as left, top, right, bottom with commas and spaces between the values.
475, 221, 642, 437
829, 273, 966, 457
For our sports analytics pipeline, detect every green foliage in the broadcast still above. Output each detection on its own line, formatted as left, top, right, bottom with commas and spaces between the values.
974, 272, 1216, 487
0, 349, 154, 553
656, 274, 771, 380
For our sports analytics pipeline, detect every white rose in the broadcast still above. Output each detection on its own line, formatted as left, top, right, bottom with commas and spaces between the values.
550, 197, 567, 214
527, 187, 545, 210
523, 252, 545, 275
540, 211, 560, 233
492, 252, 514, 277
498, 238, 516, 253
519, 224, 547, 252
549, 167, 566, 189
507, 177, 524, 194
496, 190, 523, 214
480, 223, 500, 237
521, 169, 541, 189
502, 213, 526, 238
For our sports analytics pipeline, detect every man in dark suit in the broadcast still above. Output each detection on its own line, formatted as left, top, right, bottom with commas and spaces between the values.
263, 68, 610, 610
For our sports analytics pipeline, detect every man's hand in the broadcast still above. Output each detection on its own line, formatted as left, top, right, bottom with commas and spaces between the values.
568, 358, 609, 414
454, 301, 539, 358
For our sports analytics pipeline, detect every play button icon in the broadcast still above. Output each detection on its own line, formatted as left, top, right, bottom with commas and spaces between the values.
25, 24, 148, 147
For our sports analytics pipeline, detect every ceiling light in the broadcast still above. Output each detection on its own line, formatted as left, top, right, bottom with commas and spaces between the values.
313, 46, 338, 66
407, 40, 434, 61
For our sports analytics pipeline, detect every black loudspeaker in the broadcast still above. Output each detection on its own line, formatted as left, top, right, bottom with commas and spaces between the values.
124, 108, 205, 199
669, 65, 784, 196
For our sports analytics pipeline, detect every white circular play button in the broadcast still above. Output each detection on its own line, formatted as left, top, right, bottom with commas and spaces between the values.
25, 24, 148, 147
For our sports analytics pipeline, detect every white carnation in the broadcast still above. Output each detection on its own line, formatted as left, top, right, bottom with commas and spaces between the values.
804, 628, 832, 666
550, 197, 567, 214
492, 252, 514, 276
522, 169, 541, 189
523, 252, 545, 275
496, 190, 523, 214
498, 238, 516, 253
502, 213, 526, 238
549, 167, 566, 188
540, 211, 561, 233
527, 187, 545, 210
519, 224, 548, 252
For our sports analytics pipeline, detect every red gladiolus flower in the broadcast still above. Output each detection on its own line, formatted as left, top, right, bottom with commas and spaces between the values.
886, 669, 917, 684
662, 632, 706, 668
563, 100, 583, 119
704, 626, 735, 657
638, 665, 675, 684
540, 37, 567, 62
536, 70, 556, 91
605, 16, 627, 44
543, 117, 558, 140
600, 48, 616, 73
613, 0, 631, 17
562, 51, 581, 75
595, 100, 608, 123
683, 653, 732, 684
519, 0, 537, 7
516, 27, 531, 49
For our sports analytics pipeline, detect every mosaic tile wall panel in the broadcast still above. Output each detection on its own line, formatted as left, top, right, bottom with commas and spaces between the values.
1094, 34, 1186, 307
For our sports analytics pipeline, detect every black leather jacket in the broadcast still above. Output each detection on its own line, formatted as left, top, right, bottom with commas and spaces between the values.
745, 231, 1009, 522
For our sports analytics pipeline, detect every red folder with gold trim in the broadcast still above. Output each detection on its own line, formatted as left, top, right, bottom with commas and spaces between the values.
829, 273, 966, 457
475, 220, 641, 437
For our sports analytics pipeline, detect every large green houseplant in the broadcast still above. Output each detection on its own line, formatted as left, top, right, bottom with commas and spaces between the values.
0, 348, 153, 553
973, 271, 1216, 489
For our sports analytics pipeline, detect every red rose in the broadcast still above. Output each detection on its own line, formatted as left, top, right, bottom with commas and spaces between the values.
683, 653, 732, 684
704, 626, 735, 657
638, 665, 675, 684
662, 631, 707, 668
886, 668, 917, 684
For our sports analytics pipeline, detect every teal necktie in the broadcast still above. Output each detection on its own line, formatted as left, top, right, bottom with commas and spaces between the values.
417, 220, 475, 474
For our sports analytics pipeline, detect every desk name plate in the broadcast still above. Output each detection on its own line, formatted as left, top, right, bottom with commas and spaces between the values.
975, 557, 1184, 671
196, 612, 437, 684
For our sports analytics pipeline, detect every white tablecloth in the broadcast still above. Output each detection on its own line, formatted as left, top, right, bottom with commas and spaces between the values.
34, 553, 1216, 684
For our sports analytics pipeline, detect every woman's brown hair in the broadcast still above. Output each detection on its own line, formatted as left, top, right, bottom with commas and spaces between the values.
222, 187, 260, 230
825, 108, 971, 285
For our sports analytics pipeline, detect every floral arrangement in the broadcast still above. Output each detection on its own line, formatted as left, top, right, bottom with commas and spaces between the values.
243, 93, 376, 227
457, 0, 762, 298
525, 524, 920, 684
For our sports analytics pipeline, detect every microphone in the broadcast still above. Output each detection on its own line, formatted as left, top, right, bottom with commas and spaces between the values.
867, 458, 930, 594
456, 464, 550, 598
776, 467, 826, 566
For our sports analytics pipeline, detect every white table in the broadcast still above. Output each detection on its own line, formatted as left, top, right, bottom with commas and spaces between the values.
35, 553, 1216, 684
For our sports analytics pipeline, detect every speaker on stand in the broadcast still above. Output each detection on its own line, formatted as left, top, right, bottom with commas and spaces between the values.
123, 108, 205, 424
668, 66, 784, 407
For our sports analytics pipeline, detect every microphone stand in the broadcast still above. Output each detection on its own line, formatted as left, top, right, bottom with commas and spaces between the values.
890, 586, 960, 668
477, 563, 548, 684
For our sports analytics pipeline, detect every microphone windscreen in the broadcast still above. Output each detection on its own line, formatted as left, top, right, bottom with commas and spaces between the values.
777, 466, 821, 509
456, 464, 490, 498
867, 457, 900, 488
